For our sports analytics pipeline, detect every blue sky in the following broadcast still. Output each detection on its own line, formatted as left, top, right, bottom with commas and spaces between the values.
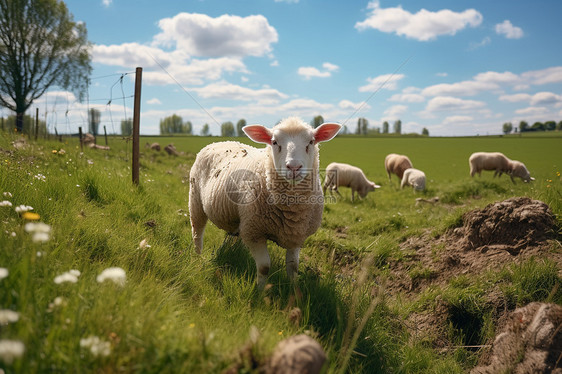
23, 0, 562, 136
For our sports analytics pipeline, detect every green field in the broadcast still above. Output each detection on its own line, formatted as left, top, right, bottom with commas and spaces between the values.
1, 131, 561, 373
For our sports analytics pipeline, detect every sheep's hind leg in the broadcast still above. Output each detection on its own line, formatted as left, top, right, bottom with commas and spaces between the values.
188, 194, 207, 254
286, 247, 301, 282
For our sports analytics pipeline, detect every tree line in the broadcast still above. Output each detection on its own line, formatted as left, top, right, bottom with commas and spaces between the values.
502, 120, 562, 134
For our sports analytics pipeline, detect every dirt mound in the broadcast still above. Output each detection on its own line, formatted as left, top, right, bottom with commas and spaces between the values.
471, 302, 562, 374
454, 197, 557, 254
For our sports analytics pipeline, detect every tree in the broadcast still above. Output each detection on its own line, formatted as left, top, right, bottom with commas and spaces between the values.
519, 121, 529, 132
531, 122, 545, 131
88, 108, 100, 136
5, 113, 46, 135
544, 121, 556, 131
557, 121, 562, 131
393, 120, 402, 134
201, 123, 210, 136
311, 115, 324, 128
120, 118, 132, 136
382, 121, 389, 134
421, 127, 429, 136
159, 114, 182, 134
0, 0, 92, 133
236, 119, 247, 137
221, 121, 235, 137
502, 122, 513, 135
356, 117, 368, 135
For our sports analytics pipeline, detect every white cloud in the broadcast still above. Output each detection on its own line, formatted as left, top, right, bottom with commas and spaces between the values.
102, 0, 112, 7
424, 96, 486, 112
274, 0, 299, 3
443, 115, 473, 125
515, 106, 548, 116
194, 81, 288, 103
388, 92, 425, 103
355, 1, 482, 41
422, 80, 498, 97
495, 20, 523, 39
499, 93, 531, 102
153, 13, 278, 58
359, 73, 405, 92
297, 62, 339, 80
384, 105, 408, 118
338, 100, 371, 111
93, 43, 249, 86
435, 72, 448, 77
521, 66, 562, 85
469, 36, 491, 50
530, 92, 562, 106
147, 98, 161, 105
474, 71, 520, 84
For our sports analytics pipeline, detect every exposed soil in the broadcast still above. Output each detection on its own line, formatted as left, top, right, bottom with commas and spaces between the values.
382, 197, 561, 361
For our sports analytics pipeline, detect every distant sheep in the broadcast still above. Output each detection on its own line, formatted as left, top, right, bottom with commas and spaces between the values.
385, 153, 413, 181
508, 160, 535, 183
164, 144, 180, 156
401, 168, 426, 191
469, 152, 511, 178
189, 117, 341, 288
323, 162, 380, 202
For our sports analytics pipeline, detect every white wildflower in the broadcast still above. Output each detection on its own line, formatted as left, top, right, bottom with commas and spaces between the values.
80, 336, 111, 357
0, 340, 25, 364
0, 310, 19, 325
3, 192, 12, 198
96, 267, 126, 286
24, 222, 51, 243
0, 268, 7, 280
47, 296, 66, 312
34, 174, 46, 182
54, 270, 81, 284
14, 205, 33, 213
58, 149, 66, 155
138, 239, 151, 249
0, 201, 12, 207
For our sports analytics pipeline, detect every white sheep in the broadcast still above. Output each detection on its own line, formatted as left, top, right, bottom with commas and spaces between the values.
400, 168, 426, 191
385, 153, 413, 181
323, 162, 380, 202
508, 160, 535, 183
189, 117, 341, 288
469, 152, 511, 178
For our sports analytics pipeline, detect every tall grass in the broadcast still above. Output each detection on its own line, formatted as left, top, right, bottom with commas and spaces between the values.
0, 131, 560, 373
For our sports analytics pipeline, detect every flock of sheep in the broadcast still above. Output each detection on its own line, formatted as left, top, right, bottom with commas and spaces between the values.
188, 117, 534, 287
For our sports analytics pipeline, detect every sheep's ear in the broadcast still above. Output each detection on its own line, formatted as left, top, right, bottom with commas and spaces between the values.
243, 125, 273, 145
314, 123, 342, 143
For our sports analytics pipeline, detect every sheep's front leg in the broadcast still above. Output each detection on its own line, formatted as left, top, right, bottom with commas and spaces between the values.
246, 240, 271, 289
286, 247, 301, 282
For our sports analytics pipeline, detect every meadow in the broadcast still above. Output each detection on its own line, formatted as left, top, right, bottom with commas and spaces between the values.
0, 130, 560, 373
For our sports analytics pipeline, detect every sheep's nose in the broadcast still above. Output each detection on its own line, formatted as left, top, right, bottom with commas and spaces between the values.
286, 163, 302, 172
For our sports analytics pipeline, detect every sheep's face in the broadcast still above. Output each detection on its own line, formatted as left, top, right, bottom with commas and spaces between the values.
243, 118, 341, 183
512, 162, 534, 182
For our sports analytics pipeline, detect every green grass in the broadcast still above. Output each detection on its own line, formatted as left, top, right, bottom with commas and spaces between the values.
0, 131, 561, 373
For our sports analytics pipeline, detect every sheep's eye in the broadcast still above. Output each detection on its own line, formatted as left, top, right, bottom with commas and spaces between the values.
272, 140, 277, 146
309, 140, 314, 145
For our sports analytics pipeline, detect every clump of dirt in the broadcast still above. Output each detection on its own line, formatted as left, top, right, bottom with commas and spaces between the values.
471, 302, 562, 374
383, 197, 561, 352
453, 197, 557, 254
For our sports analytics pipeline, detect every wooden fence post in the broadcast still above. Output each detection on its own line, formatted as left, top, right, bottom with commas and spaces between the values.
35, 108, 39, 141
104, 125, 108, 146
79, 127, 83, 151
132, 67, 142, 185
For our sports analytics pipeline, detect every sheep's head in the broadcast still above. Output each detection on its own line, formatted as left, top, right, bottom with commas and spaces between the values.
243, 117, 341, 183
511, 161, 535, 182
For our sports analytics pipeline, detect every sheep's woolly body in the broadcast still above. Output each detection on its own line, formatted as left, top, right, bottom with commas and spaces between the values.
469, 152, 511, 177
324, 162, 378, 201
401, 168, 426, 191
188, 117, 342, 287
385, 153, 413, 180
189, 141, 323, 250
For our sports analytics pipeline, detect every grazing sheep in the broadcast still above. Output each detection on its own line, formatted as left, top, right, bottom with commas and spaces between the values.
385, 153, 413, 181
164, 144, 180, 156
323, 162, 380, 202
468, 152, 511, 178
401, 168, 426, 191
189, 117, 341, 288
508, 160, 535, 183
